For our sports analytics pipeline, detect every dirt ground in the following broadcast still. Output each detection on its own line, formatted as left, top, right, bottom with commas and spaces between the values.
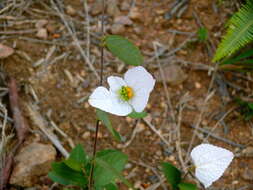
1, 0, 253, 189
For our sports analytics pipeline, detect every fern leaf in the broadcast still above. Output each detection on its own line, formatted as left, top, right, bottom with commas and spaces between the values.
213, 0, 253, 62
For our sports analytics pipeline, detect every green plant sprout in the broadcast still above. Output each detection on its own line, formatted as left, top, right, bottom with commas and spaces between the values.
236, 98, 253, 120
197, 27, 208, 42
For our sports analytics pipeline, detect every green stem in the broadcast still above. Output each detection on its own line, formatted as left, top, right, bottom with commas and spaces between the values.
88, 0, 105, 189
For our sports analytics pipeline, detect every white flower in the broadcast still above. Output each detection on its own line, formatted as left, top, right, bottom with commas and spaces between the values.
190, 144, 234, 188
88, 66, 155, 116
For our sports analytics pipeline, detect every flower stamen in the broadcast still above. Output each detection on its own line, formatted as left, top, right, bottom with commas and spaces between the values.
119, 86, 134, 101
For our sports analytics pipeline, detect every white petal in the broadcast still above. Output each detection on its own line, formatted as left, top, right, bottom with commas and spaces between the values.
107, 76, 126, 92
88, 86, 132, 116
124, 66, 155, 93
129, 90, 150, 112
191, 144, 234, 188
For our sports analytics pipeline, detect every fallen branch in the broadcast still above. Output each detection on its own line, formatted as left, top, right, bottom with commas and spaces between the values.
1, 78, 29, 190
8, 78, 28, 143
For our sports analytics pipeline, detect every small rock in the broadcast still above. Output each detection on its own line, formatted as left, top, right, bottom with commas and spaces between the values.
35, 20, 48, 29
144, 130, 151, 136
10, 143, 56, 187
36, 28, 48, 39
133, 26, 142, 34
156, 150, 162, 156
106, 0, 120, 17
66, 5, 76, 16
120, 1, 130, 11
136, 123, 145, 132
129, 7, 142, 21
242, 168, 253, 181
163, 147, 174, 156
114, 16, 133, 26
242, 146, 253, 157
91, 0, 103, 16
147, 175, 159, 183
0, 44, 14, 59
195, 82, 201, 89
82, 131, 91, 139
134, 181, 142, 189
46, 22, 57, 33
111, 23, 125, 34
154, 65, 187, 85
125, 163, 132, 169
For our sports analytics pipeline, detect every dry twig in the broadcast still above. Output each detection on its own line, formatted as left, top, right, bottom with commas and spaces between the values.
26, 103, 69, 158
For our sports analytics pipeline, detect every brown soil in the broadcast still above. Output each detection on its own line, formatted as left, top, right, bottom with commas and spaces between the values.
1, 0, 253, 190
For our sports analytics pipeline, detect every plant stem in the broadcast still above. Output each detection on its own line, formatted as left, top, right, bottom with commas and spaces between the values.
88, 0, 105, 189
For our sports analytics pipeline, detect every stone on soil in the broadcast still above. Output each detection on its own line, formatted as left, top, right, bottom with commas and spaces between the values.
154, 64, 187, 85
36, 28, 48, 39
106, 0, 120, 17
0, 44, 14, 59
90, 0, 103, 16
242, 146, 253, 157
111, 23, 125, 34
10, 143, 56, 187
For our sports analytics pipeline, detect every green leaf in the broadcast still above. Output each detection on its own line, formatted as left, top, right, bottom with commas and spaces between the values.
197, 27, 208, 42
96, 109, 121, 141
178, 182, 197, 190
248, 103, 253, 110
213, 0, 253, 62
64, 144, 88, 171
221, 49, 253, 65
94, 149, 130, 188
104, 35, 143, 66
103, 183, 118, 190
128, 111, 147, 119
161, 162, 181, 190
48, 162, 88, 187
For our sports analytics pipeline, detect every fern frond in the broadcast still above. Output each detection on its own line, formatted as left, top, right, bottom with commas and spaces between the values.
213, 0, 253, 62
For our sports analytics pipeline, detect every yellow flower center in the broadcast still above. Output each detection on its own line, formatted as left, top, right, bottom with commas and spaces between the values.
119, 86, 134, 101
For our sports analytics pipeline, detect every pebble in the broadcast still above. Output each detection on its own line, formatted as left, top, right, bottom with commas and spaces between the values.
10, 143, 56, 187
35, 20, 48, 29
0, 44, 14, 59
195, 82, 201, 89
126, 117, 133, 124
114, 16, 133, 26
163, 147, 174, 156
133, 26, 142, 34
36, 28, 48, 39
111, 23, 125, 34
125, 163, 133, 169
242, 168, 253, 181
242, 146, 253, 157
66, 5, 76, 16
91, 0, 103, 16
46, 22, 57, 34
129, 7, 142, 21
154, 64, 187, 85
134, 181, 142, 189
147, 175, 159, 183
156, 150, 162, 156
106, 0, 120, 17
82, 131, 91, 139
120, 1, 130, 11
144, 130, 152, 136
136, 123, 145, 132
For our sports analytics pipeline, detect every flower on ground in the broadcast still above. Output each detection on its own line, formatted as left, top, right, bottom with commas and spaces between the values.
190, 144, 234, 188
88, 66, 155, 116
